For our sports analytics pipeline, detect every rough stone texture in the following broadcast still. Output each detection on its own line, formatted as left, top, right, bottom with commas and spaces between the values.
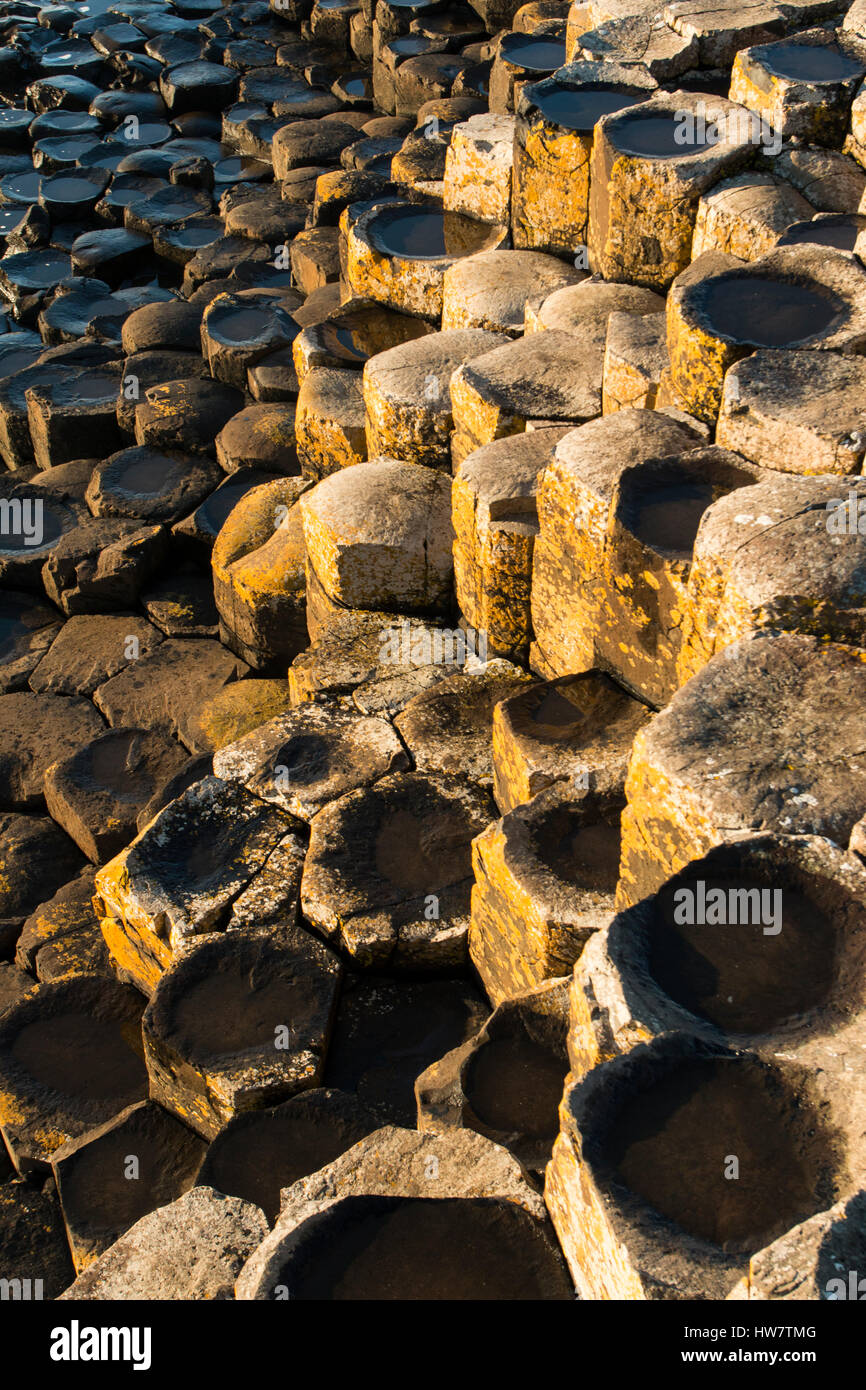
213, 702, 409, 822
529, 410, 700, 677
453, 427, 571, 661
59, 1186, 268, 1300
51, 1099, 206, 1272
295, 368, 367, 478
0, 974, 147, 1171
691, 173, 815, 261
416, 976, 569, 1169
716, 349, 866, 474
301, 772, 496, 970
443, 112, 515, 225
667, 246, 866, 424
491, 669, 651, 811
588, 91, 757, 290
44, 728, 188, 863
512, 61, 656, 256
142, 923, 342, 1138
394, 660, 533, 783
450, 330, 603, 463
212, 477, 310, 669
442, 250, 585, 336
0, 693, 104, 811
95, 776, 300, 992
93, 639, 246, 740
235, 1123, 551, 1297
300, 458, 453, 614
363, 329, 507, 468
619, 635, 866, 907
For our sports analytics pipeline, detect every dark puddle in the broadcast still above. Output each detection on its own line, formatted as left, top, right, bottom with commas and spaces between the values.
628, 479, 716, 559
699, 273, 844, 346
610, 109, 721, 157
760, 42, 864, 82
776, 214, 866, 252
500, 34, 566, 71
533, 81, 644, 132
369, 204, 498, 259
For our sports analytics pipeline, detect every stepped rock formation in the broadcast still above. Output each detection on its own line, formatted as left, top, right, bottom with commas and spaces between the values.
0, 0, 865, 1310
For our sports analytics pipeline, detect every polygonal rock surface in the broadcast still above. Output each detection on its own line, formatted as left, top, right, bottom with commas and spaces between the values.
416, 977, 569, 1170
95, 775, 302, 990
0, 974, 147, 1171
394, 660, 533, 783
300, 458, 453, 613
620, 635, 866, 906
301, 772, 496, 969
44, 727, 188, 863
363, 328, 507, 469
142, 923, 342, 1138
59, 1186, 268, 1300
470, 784, 623, 1005
213, 702, 409, 821
51, 1099, 206, 1272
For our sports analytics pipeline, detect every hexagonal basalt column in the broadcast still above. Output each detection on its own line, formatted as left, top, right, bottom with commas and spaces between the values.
667, 245, 866, 424
450, 330, 602, 465
301, 772, 495, 970
513, 61, 655, 257
235, 1124, 572, 1299
299, 457, 453, 615
716, 348, 866, 474
452, 427, 570, 661
443, 113, 515, 226
194, 1089, 378, 1224
469, 786, 624, 1004
691, 172, 815, 261
569, 834, 866, 1076
588, 91, 758, 290
529, 409, 701, 678
442, 249, 585, 335
142, 924, 342, 1140
345, 199, 506, 320
94, 775, 305, 994
201, 291, 300, 391
678, 472, 866, 682
0, 975, 147, 1172
489, 29, 568, 115
548, 1035, 852, 1299
292, 301, 432, 384
295, 368, 368, 479
213, 701, 409, 823
51, 1099, 206, 1273
619, 634, 866, 907
730, 30, 865, 147
593, 443, 765, 706
363, 328, 507, 469
492, 668, 651, 812
417, 977, 569, 1169
212, 478, 311, 671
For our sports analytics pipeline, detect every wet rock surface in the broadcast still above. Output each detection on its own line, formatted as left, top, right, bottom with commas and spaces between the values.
0, 0, 865, 1308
